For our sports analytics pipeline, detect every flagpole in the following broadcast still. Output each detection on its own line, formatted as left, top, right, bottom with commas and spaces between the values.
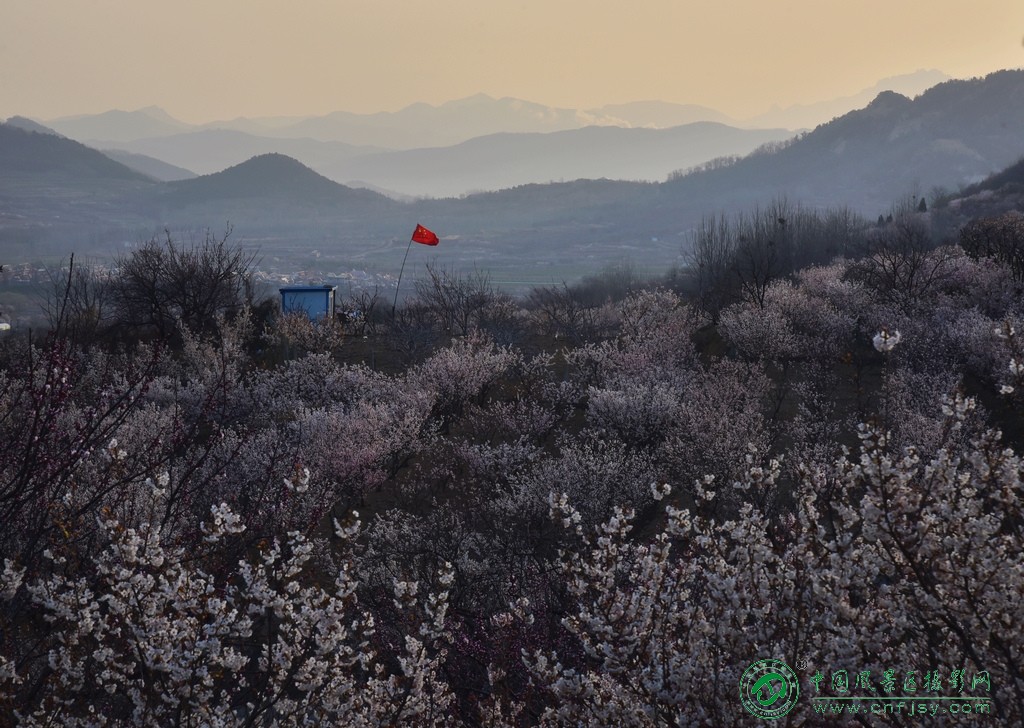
392, 236, 414, 318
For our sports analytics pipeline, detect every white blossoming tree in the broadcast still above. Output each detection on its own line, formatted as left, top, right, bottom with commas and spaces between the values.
3, 223, 1024, 725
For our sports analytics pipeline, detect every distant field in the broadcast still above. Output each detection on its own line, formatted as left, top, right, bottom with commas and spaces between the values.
486, 264, 674, 293
0, 280, 46, 327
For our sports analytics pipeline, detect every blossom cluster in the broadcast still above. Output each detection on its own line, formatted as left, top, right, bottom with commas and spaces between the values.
2, 232, 1023, 724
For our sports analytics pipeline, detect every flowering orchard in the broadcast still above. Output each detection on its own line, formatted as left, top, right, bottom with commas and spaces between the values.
1, 234, 1023, 725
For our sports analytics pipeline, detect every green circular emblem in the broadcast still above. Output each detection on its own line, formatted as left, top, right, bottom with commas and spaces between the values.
739, 659, 799, 720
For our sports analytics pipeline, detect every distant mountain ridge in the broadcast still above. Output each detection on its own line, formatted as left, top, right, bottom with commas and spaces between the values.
101, 149, 196, 182
0, 121, 156, 240
99, 128, 381, 177
321, 122, 795, 198
269, 94, 626, 148
162, 153, 375, 203
0, 122, 149, 181
613, 69, 1024, 225
35, 69, 952, 151
47, 107, 191, 143
19, 70, 953, 199
148, 153, 398, 239
89, 116, 794, 198
4, 69, 1024, 282
414, 69, 1024, 250
746, 69, 951, 129
4, 116, 62, 136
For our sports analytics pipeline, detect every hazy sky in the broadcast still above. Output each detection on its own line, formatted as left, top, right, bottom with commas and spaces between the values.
3, 0, 1023, 122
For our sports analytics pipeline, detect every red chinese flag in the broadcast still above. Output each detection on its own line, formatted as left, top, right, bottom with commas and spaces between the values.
411, 224, 440, 246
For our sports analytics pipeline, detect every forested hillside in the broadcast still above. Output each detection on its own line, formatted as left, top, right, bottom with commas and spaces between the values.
1, 190, 1022, 723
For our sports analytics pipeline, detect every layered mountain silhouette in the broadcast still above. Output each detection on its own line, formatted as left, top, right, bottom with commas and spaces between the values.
160, 153, 389, 207
656, 70, 1024, 216
4, 116, 62, 136
30, 70, 950, 198
322, 123, 794, 197
86, 119, 790, 197
746, 69, 950, 129
147, 154, 396, 237
3, 70, 1024, 279
419, 70, 1024, 261
41, 69, 949, 149
47, 106, 191, 143
101, 150, 196, 182
258, 94, 628, 148
0, 122, 157, 258
94, 122, 793, 197
99, 129, 379, 177
0, 122, 148, 182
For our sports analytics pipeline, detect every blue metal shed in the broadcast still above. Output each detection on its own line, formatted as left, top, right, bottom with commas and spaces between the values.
280, 285, 337, 321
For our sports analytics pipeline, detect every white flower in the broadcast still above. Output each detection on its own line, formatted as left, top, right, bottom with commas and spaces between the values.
1000, 384, 1016, 395
650, 482, 671, 501
284, 466, 311, 493
1010, 359, 1024, 377
491, 612, 514, 628
873, 328, 902, 352
201, 502, 246, 542
106, 438, 127, 462
333, 512, 361, 540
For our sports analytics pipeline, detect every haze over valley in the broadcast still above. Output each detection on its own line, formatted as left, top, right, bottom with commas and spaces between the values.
30, 70, 947, 196
3, 69, 1024, 307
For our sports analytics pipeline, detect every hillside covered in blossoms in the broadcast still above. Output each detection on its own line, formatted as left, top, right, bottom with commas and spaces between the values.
1, 191, 1023, 725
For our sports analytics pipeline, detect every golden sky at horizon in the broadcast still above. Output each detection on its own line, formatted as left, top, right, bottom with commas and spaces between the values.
2, 0, 1023, 123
